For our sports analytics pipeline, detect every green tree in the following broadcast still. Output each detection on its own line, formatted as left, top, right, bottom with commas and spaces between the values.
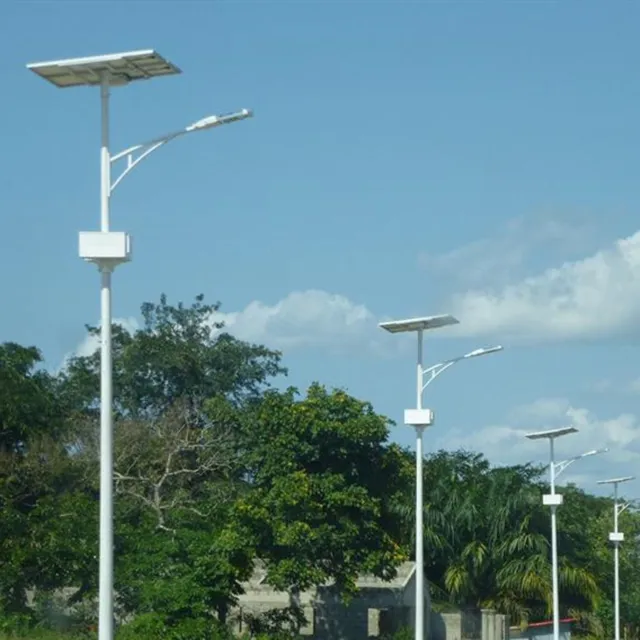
394, 450, 601, 627
232, 383, 409, 599
58, 294, 286, 629
61, 294, 285, 421
3, 302, 637, 639
0, 342, 95, 616
579, 489, 640, 638
0, 343, 66, 452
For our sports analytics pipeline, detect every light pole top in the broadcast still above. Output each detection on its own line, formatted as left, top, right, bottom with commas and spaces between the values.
26, 49, 180, 88
580, 448, 609, 458
379, 314, 459, 334
525, 426, 578, 440
462, 345, 503, 359
597, 476, 636, 486
186, 109, 253, 132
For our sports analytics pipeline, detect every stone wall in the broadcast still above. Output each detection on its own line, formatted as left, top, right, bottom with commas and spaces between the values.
229, 561, 506, 640
313, 586, 411, 639
233, 584, 412, 639
232, 591, 509, 640
430, 608, 509, 640
232, 585, 315, 636
230, 561, 426, 639
431, 612, 463, 640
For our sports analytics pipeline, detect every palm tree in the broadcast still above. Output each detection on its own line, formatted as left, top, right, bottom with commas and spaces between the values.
395, 449, 603, 628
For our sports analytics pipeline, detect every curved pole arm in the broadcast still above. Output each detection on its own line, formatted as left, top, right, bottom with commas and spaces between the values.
554, 456, 580, 477
110, 130, 184, 193
617, 500, 637, 515
421, 345, 503, 392
555, 447, 609, 478
421, 359, 458, 391
109, 108, 253, 193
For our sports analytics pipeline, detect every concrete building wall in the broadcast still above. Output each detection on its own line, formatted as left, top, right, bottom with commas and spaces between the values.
230, 561, 429, 639
228, 562, 508, 640
430, 608, 508, 640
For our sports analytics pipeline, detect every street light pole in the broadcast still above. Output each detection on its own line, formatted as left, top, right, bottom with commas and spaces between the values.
379, 314, 503, 640
526, 427, 608, 640
597, 476, 635, 640
414, 329, 425, 640
98, 72, 114, 640
548, 436, 560, 640
27, 49, 253, 640
614, 483, 621, 640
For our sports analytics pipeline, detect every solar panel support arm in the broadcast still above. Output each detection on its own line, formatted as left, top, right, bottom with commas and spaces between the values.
109, 108, 253, 193
109, 129, 187, 193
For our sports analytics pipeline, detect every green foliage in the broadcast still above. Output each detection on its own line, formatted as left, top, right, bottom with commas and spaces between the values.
0, 343, 67, 453
233, 383, 407, 598
0, 632, 93, 640
391, 449, 640, 630
382, 626, 413, 640
0, 609, 94, 639
1, 293, 640, 637
116, 612, 233, 640
242, 605, 306, 637
60, 294, 285, 421
0, 342, 94, 615
0, 614, 34, 637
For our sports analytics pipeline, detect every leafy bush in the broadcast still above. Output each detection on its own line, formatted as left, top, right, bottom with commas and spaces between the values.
116, 613, 233, 640
241, 606, 305, 638
0, 621, 94, 640
116, 613, 165, 640
0, 614, 34, 637
383, 627, 413, 640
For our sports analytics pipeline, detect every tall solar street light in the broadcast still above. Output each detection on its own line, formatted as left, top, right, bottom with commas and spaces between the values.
379, 314, 503, 640
525, 427, 608, 640
26, 50, 253, 640
597, 475, 636, 640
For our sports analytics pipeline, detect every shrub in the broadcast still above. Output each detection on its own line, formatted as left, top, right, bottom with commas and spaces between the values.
116, 613, 232, 640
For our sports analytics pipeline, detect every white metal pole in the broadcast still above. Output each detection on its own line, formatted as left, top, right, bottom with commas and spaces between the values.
415, 329, 424, 640
98, 74, 114, 640
614, 483, 620, 640
549, 438, 560, 640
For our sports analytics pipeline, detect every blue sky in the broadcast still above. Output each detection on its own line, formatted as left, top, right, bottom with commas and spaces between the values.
1, 0, 639, 497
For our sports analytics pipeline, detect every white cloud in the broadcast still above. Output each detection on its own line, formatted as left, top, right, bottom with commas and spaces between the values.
208, 290, 379, 351
62, 291, 382, 365
419, 216, 592, 288
58, 317, 139, 371
590, 379, 613, 393
75, 317, 140, 358
629, 378, 640, 394
440, 397, 640, 485
587, 377, 640, 395
446, 229, 640, 341
507, 397, 571, 424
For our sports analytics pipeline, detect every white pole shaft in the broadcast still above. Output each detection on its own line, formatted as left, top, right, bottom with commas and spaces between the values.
614, 544, 620, 640
98, 75, 114, 640
415, 427, 424, 640
549, 438, 560, 640
416, 329, 423, 411
101, 78, 110, 234
415, 329, 424, 640
614, 484, 620, 640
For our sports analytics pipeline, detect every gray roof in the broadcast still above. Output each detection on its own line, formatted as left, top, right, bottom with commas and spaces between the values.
242, 561, 417, 590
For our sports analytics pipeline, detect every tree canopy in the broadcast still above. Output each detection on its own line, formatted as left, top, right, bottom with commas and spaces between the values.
0, 294, 638, 639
